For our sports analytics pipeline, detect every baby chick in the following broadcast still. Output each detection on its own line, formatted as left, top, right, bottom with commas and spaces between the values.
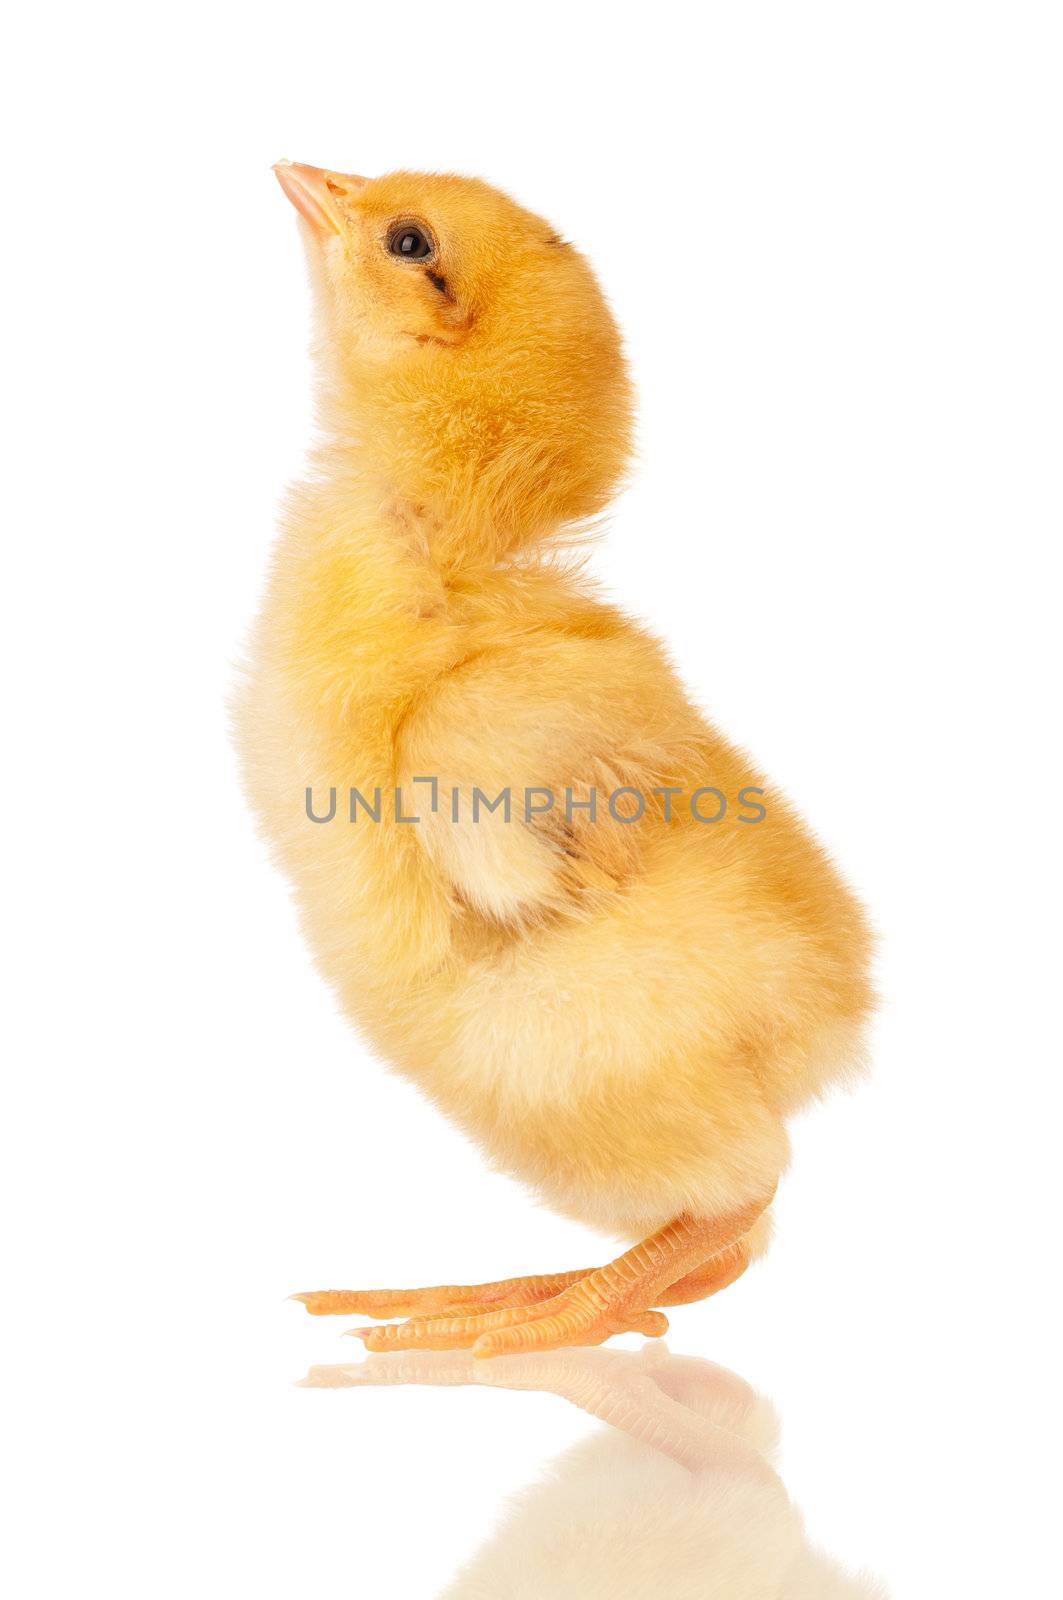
236, 161, 873, 1357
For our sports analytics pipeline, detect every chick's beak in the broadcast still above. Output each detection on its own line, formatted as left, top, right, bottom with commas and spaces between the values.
272, 160, 366, 235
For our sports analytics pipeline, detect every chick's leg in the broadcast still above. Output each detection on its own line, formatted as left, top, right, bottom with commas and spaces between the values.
433, 1243, 751, 1316
347, 1199, 770, 1358
473, 1208, 762, 1358
654, 1239, 750, 1305
293, 1235, 749, 1323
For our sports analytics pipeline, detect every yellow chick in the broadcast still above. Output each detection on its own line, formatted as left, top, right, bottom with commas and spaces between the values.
236, 161, 873, 1357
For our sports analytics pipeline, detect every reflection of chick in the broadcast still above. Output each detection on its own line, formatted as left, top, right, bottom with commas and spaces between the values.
305, 1345, 887, 1598
238, 162, 873, 1355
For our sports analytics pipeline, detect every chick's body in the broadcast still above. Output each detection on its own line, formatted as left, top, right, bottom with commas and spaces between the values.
238, 165, 873, 1353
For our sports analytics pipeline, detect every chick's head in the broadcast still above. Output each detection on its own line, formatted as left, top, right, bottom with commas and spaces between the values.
274, 162, 634, 562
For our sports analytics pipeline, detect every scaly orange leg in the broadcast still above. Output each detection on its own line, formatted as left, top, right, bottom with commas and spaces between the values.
293, 1236, 750, 1324
326, 1198, 769, 1358
406, 1246, 749, 1323
654, 1239, 750, 1305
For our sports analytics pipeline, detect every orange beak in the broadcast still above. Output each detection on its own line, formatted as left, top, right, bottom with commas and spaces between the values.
272, 160, 366, 235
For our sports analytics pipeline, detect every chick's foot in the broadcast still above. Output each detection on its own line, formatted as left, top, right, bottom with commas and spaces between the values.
293, 1237, 750, 1326
331, 1205, 768, 1358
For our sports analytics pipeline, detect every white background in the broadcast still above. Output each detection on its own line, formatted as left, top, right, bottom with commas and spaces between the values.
3, 3, 1061, 1595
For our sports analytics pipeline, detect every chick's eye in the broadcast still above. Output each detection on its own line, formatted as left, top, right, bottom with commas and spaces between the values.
388, 224, 432, 259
